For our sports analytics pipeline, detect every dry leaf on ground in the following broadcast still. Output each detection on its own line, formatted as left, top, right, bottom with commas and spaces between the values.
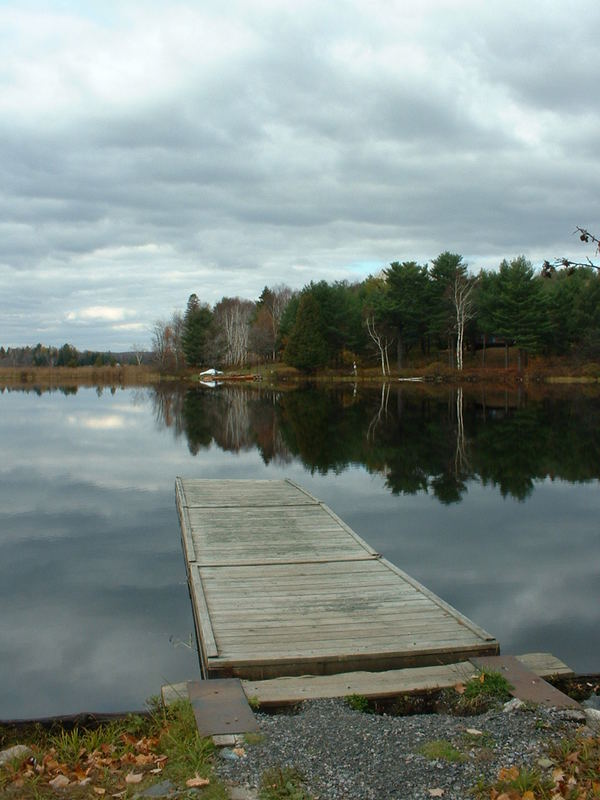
49, 774, 70, 789
186, 774, 210, 788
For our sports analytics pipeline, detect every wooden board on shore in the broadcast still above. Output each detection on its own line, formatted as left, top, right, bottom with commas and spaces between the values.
176, 478, 499, 680
162, 652, 574, 708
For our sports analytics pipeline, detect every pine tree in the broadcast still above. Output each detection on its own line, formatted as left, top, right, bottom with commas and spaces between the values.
495, 256, 549, 369
182, 294, 213, 367
284, 293, 329, 372
384, 261, 430, 367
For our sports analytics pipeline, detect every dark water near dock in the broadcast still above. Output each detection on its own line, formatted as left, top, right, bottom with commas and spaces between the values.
1, 382, 599, 719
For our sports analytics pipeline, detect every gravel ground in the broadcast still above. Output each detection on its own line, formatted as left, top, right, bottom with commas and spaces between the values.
217, 699, 587, 800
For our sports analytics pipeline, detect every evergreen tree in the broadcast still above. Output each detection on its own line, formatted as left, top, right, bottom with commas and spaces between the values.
429, 252, 467, 362
384, 261, 430, 367
494, 256, 549, 369
182, 294, 213, 367
284, 292, 329, 372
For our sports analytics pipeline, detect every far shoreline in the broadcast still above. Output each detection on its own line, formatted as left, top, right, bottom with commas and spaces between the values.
0, 355, 599, 392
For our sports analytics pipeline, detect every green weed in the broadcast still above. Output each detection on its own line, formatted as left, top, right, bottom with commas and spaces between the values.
157, 699, 218, 789
418, 739, 466, 763
463, 669, 513, 702
345, 694, 371, 713
438, 669, 514, 715
259, 766, 313, 800
247, 695, 261, 711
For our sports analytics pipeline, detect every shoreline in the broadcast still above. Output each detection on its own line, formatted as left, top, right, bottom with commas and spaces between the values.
1, 362, 599, 392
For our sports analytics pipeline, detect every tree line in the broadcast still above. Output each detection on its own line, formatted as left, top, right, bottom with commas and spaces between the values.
0, 343, 144, 368
154, 253, 600, 373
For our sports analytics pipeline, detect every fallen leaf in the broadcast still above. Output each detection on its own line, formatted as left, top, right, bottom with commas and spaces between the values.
465, 728, 483, 736
149, 767, 163, 775
522, 792, 535, 800
134, 753, 156, 765
428, 789, 445, 797
92, 789, 106, 796
454, 683, 465, 695
186, 775, 210, 788
73, 764, 89, 780
49, 774, 70, 789
112, 792, 126, 799
498, 766, 519, 782
125, 771, 143, 784
479, 672, 485, 683
552, 767, 565, 783
233, 747, 246, 757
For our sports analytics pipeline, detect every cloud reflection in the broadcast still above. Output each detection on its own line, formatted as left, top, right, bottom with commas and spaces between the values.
0, 385, 599, 719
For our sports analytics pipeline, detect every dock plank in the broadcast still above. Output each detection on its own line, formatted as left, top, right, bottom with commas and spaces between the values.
161, 652, 573, 707
176, 478, 499, 679
240, 653, 574, 706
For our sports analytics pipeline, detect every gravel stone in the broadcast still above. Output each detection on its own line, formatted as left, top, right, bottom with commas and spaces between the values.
0, 744, 32, 766
218, 698, 585, 800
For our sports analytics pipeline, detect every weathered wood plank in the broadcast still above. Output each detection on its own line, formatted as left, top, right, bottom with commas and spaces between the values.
180, 479, 318, 508
215, 621, 470, 642
242, 662, 476, 705
188, 568, 218, 659
175, 478, 197, 562
382, 558, 497, 642
240, 653, 574, 706
516, 652, 574, 677
162, 652, 573, 708
176, 478, 499, 679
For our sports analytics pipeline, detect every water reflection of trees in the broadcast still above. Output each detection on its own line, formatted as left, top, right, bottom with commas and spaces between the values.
148, 384, 600, 503
150, 385, 292, 463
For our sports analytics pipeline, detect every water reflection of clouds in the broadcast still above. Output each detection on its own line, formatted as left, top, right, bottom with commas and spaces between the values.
1, 387, 599, 718
0, 469, 200, 717
67, 413, 128, 429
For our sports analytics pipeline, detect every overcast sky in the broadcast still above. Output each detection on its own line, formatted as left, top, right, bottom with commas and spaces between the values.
2, 0, 599, 350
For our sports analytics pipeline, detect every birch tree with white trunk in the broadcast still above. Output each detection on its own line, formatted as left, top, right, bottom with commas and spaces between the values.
453, 273, 477, 371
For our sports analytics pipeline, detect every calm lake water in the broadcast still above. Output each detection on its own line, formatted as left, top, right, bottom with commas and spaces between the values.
1, 382, 599, 719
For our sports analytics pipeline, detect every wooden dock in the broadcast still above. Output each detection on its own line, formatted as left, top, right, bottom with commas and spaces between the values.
175, 478, 499, 680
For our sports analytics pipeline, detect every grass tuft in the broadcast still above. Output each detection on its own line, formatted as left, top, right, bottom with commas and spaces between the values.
418, 739, 466, 763
345, 694, 371, 713
463, 669, 513, 702
0, 698, 227, 799
259, 766, 313, 800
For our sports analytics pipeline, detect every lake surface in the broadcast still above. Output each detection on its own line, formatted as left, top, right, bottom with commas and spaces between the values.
1, 381, 599, 719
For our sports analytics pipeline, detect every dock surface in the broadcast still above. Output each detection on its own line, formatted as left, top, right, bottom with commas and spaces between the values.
176, 478, 498, 679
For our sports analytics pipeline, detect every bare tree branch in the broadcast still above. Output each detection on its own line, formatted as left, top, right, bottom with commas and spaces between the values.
544, 227, 600, 276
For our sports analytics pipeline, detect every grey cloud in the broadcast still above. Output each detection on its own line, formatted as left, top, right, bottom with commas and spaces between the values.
1, 1, 600, 348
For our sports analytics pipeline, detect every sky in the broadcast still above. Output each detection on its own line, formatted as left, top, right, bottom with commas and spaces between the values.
2, 0, 600, 351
